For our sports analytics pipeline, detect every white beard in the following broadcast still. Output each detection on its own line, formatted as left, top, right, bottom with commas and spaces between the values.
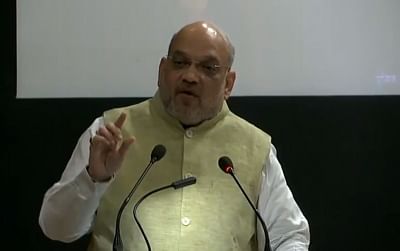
164, 97, 220, 126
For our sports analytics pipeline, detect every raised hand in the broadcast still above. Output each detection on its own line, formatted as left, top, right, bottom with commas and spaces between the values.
87, 113, 135, 182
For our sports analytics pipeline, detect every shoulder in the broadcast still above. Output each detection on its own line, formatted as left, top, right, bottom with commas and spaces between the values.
103, 99, 150, 123
225, 111, 271, 142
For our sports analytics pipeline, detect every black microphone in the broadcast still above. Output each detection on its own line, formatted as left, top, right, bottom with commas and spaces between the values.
113, 144, 167, 251
133, 176, 197, 251
218, 156, 272, 251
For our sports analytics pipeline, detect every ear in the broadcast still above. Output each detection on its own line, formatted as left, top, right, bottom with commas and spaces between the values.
223, 70, 236, 100
157, 57, 167, 87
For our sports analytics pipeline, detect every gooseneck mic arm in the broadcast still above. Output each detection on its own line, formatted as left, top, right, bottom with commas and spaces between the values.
113, 144, 166, 251
133, 176, 197, 251
218, 156, 272, 251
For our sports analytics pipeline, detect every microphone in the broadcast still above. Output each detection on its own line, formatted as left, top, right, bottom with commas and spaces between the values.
113, 144, 167, 251
150, 144, 166, 162
133, 176, 197, 251
218, 156, 272, 251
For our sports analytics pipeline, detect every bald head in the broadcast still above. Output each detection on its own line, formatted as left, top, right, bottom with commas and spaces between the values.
167, 21, 235, 67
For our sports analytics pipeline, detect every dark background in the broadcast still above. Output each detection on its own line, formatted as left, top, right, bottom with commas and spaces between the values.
2, 1, 400, 250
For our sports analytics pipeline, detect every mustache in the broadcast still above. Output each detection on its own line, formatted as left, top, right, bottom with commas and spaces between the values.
175, 88, 199, 97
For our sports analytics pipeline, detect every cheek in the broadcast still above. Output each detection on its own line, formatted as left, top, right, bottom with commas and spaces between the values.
159, 74, 175, 91
202, 84, 225, 103
163, 72, 180, 88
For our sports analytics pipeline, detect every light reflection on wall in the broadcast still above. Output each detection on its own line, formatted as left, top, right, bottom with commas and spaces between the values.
376, 73, 397, 85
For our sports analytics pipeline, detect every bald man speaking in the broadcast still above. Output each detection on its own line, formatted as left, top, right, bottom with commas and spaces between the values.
39, 21, 310, 251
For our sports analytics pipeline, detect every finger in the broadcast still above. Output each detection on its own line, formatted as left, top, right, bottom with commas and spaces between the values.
118, 136, 135, 157
114, 113, 127, 129
97, 126, 116, 145
90, 135, 112, 149
105, 123, 122, 141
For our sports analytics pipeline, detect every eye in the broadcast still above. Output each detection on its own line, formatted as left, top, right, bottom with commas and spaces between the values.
172, 58, 189, 68
201, 64, 218, 74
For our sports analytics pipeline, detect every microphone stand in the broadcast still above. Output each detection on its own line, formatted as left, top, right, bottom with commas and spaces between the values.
113, 144, 166, 251
229, 172, 271, 251
133, 177, 197, 251
219, 156, 271, 251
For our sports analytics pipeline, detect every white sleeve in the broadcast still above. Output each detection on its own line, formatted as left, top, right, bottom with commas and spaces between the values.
257, 144, 310, 251
39, 117, 111, 243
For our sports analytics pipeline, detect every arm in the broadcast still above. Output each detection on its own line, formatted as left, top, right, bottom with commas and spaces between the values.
257, 145, 310, 251
39, 113, 134, 242
38, 117, 110, 242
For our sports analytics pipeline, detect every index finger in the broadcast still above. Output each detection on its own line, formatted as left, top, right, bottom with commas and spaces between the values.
114, 112, 127, 129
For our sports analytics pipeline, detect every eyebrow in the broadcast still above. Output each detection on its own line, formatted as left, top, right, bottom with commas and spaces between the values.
171, 50, 221, 64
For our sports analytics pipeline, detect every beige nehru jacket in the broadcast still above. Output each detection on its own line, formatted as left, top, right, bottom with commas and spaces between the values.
88, 92, 271, 251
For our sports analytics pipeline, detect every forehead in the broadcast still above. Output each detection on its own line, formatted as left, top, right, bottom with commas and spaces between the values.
169, 27, 230, 63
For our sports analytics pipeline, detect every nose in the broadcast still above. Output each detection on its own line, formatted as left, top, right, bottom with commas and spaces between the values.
181, 63, 200, 84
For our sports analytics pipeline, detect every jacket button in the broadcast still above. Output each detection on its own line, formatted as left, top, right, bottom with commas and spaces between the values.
181, 217, 191, 226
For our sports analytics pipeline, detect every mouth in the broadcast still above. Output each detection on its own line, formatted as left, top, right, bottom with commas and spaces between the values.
175, 89, 200, 105
177, 90, 198, 97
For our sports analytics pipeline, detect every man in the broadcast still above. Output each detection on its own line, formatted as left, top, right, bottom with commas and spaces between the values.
39, 21, 310, 251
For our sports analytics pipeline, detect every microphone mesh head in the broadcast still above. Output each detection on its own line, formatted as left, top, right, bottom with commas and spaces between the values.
218, 156, 234, 174
151, 144, 166, 161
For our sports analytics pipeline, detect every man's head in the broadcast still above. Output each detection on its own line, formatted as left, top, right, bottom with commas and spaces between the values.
158, 21, 236, 127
